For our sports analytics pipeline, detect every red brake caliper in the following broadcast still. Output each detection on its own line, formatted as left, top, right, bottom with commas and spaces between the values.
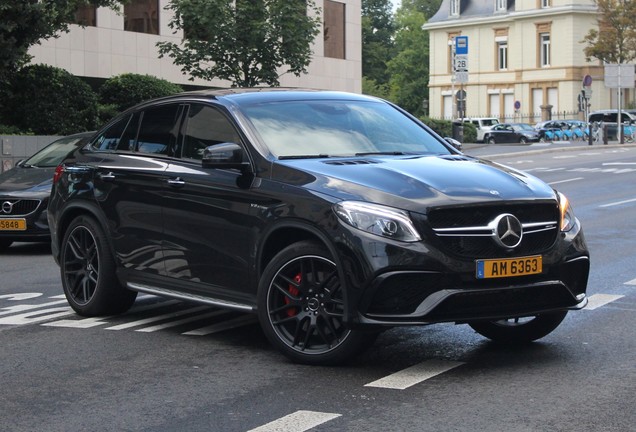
285, 273, 301, 317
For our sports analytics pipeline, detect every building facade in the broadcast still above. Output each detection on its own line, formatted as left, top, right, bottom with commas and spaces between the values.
28, 0, 362, 92
423, 0, 633, 123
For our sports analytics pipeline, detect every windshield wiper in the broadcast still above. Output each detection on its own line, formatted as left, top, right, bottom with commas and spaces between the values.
355, 151, 422, 156
278, 154, 332, 160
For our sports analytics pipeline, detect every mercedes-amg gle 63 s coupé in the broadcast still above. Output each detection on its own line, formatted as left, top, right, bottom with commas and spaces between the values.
48, 89, 590, 365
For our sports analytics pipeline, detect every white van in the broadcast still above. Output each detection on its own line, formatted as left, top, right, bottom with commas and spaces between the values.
464, 117, 500, 142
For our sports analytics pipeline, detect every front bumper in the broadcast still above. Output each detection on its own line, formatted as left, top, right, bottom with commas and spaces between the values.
334, 218, 590, 328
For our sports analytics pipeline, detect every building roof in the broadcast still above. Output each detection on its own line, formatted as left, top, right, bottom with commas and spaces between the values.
428, 0, 516, 23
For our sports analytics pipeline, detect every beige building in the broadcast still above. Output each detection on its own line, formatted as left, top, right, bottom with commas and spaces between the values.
28, 0, 362, 92
423, 0, 632, 123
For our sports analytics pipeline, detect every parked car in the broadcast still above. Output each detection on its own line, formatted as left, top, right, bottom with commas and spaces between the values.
588, 109, 636, 141
0, 132, 93, 250
463, 117, 500, 142
48, 90, 589, 365
483, 123, 541, 144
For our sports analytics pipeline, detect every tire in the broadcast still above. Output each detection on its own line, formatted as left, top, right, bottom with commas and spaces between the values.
487, 137, 496, 144
257, 241, 377, 365
60, 215, 136, 316
519, 137, 528, 144
469, 311, 568, 344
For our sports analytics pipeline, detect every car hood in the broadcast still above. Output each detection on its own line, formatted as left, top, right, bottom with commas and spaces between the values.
0, 166, 54, 196
271, 154, 556, 211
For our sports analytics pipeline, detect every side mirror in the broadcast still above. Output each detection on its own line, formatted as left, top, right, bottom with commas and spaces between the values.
444, 137, 463, 151
202, 142, 251, 172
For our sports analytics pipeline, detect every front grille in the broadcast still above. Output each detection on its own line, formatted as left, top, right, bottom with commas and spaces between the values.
418, 202, 559, 259
0, 199, 41, 216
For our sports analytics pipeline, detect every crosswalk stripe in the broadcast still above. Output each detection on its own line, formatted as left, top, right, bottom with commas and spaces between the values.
246, 410, 341, 432
584, 294, 625, 310
135, 310, 229, 332
364, 359, 464, 390
183, 314, 257, 336
625, 278, 636, 286
105, 305, 210, 330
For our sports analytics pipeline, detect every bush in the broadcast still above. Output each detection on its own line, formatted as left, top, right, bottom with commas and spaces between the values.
100, 74, 183, 112
419, 117, 477, 143
5, 64, 98, 135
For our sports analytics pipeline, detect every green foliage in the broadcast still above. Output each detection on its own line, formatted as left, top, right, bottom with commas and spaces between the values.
582, 0, 636, 63
361, 77, 391, 100
400, 0, 443, 20
419, 118, 477, 142
99, 73, 183, 112
0, 124, 26, 135
4, 64, 98, 135
362, 0, 396, 85
0, 1, 123, 85
157, 0, 321, 87
386, 8, 429, 117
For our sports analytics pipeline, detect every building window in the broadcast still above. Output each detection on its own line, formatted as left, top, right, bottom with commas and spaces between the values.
540, 33, 550, 67
450, 0, 460, 16
541, 0, 551, 8
324, 0, 346, 59
496, 0, 507, 12
75, 4, 97, 26
124, 0, 159, 35
497, 41, 508, 70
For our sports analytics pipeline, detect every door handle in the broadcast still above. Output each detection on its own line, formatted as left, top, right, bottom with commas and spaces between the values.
98, 172, 116, 181
167, 178, 185, 187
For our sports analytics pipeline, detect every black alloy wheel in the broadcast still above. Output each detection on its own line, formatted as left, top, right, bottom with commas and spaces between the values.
258, 241, 376, 365
60, 215, 136, 316
519, 136, 528, 144
468, 310, 568, 344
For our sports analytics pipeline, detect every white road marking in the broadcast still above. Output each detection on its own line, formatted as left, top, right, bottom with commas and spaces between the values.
364, 359, 464, 390
135, 309, 229, 332
104, 305, 210, 330
43, 316, 112, 329
625, 278, 636, 286
603, 162, 636, 165
247, 410, 341, 432
0, 293, 43, 301
183, 314, 257, 336
0, 306, 73, 325
553, 155, 577, 159
0, 299, 70, 317
599, 198, 636, 208
584, 294, 625, 310
548, 177, 584, 185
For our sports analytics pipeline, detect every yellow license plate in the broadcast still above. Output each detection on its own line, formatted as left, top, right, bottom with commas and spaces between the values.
0, 218, 27, 231
476, 256, 542, 279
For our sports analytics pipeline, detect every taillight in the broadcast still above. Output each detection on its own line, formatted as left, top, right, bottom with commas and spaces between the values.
53, 165, 64, 184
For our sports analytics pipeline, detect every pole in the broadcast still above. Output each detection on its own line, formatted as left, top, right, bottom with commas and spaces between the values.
450, 38, 456, 121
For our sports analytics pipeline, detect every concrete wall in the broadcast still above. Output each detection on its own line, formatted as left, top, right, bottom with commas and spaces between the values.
1, 135, 61, 173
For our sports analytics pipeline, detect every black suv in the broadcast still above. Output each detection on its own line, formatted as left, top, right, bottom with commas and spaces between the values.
48, 89, 590, 365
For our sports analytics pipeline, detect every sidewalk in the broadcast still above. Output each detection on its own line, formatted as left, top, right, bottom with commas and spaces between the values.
462, 140, 636, 159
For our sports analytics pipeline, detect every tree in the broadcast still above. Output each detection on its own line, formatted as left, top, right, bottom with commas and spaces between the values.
582, 0, 636, 64
157, 0, 321, 87
400, 0, 443, 20
386, 7, 430, 116
0, 1, 122, 85
361, 0, 395, 85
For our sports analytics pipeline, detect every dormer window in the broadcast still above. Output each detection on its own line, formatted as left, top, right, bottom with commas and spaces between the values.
450, 0, 460, 16
495, 0, 507, 12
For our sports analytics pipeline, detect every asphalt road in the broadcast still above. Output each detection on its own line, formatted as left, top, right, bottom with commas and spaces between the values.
1, 145, 635, 432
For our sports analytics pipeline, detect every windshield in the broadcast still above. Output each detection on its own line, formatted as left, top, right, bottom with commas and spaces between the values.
512, 124, 534, 131
240, 100, 451, 158
24, 135, 88, 167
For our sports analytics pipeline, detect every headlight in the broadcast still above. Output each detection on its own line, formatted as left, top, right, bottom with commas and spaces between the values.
334, 201, 421, 242
558, 192, 576, 232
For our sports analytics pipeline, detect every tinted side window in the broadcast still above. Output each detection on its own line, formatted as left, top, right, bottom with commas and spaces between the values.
117, 112, 141, 151
589, 113, 603, 122
182, 105, 241, 160
136, 105, 182, 155
93, 114, 132, 151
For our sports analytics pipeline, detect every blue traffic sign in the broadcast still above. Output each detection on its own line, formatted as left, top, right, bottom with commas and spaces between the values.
455, 36, 468, 55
